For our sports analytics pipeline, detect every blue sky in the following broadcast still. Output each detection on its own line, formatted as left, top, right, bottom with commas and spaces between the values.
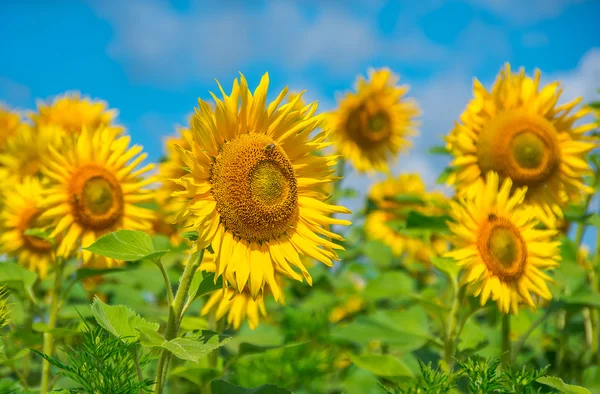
1, 0, 599, 216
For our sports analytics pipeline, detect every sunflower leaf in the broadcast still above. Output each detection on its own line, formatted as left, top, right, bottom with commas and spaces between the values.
84, 230, 168, 262
188, 271, 223, 303
0, 262, 37, 304
91, 297, 159, 344
537, 376, 592, 393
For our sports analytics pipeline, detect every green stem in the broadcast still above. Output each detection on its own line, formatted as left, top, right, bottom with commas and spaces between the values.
153, 249, 205, 394
40, 257, 64, 394
443, 282, 462, 370
501, 313, 511, 367
156, 260, 174, 307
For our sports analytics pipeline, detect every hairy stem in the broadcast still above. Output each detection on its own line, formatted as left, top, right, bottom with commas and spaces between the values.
154, 249, 205, 394
156, 260, 174, 307
40, 257, 64, 394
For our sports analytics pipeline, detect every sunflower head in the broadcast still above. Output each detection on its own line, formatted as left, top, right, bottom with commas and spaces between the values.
174, 73, 351, 302
326, 68, 420, 173
365, 173, 448, 262
0, 177, 56, 278
446, 171, 560, 314
0, 104, 22, 150
445, 64, 597, 227
0, 124, 64, 184
31, 92, 123, 136
41, 127, 155, 266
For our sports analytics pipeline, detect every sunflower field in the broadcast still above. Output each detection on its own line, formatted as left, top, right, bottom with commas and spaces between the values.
2, 48, 600, 394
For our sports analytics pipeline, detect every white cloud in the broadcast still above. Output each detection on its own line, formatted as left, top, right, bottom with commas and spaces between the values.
465, 0, 585, 24
547, 48, 600, 104
91, 0, 446, 86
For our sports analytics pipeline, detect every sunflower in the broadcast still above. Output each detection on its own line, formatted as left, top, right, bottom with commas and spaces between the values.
445, 64, 597, 227
365, 173, 448, 262
0, 177, 55, 278
174, 73, 351, 303
0, 104, 22, 150
0, 124, 64, 183
325, 68, 420, 173
445, 172, 560, 314
40, 128, 155, 266
31, 92, 123, 136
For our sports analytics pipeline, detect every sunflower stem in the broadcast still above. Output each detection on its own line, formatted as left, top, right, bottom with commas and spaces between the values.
154, 248, 204, 394
501, 313, 511, 368
443, 280, 462, 370
40, 256, 64, 394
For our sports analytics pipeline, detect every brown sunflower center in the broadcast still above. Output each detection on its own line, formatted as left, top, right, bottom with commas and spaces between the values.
211, 133, 298, 243
21, 209, 53, 253
477, 110, 559, 187
69, 165, 124, 230
477, 214, 527, 280
346, 105, 391, 146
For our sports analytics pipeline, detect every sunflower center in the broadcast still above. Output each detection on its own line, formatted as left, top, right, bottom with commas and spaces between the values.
83, 178, 115, 215
21, 209, 53, 253
346, 105, 391, 146
477, 110, 559, 187
69, 165, 124, 230
250, 161, 288, 206
477, 215, 527, 280
211, 133, 298, 243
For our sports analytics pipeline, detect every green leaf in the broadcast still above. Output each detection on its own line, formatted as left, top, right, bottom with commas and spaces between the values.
436, 167, 455, 184
74, 266, 132, 282
211, 380, 292, 394
563, 205, 590, 223
181, 231, 199, 242
428, 145, 450, 155
237, 341, 309, 358
84, 230, 168, 262
188, 271, 223, 303
383, 194, 425, 205
537, 376, 591, 393
563, 292, 600, 308
90, 297, 159, 343
586, 214, 600, 228
23, 228, 56, 247
350, 354, 414, 377
406, 211, 451, 231
0, 262, 37, 303
363, 271, 414, 301
431, 257, 461, 284
363, 240, 394, 268
139, 328, 231, 363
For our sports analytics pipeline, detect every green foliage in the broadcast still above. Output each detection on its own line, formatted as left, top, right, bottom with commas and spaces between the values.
211, 379, 292, 394
138, 328, 231, 363
382, 360, 460, 394
84, 230, 168, 262
385, 357, 560, 394
32, 322, 154, 394
90, 297, 159, 344
0, 262, 37, 303
188, 271, 223, 303
537, 377, 592, 394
